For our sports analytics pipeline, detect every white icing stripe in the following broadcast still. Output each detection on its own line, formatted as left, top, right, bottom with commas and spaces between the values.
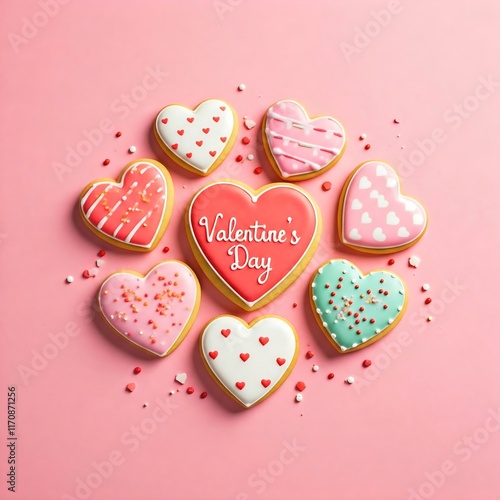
268, 110, 343, 137
124, 211, 152, 243
144, 174, 160, 191
97, 216, 108, 230
140, 166, 151, 175
267, 130, 340, 155
113, 222, 124, 237
272, 148, 323, 171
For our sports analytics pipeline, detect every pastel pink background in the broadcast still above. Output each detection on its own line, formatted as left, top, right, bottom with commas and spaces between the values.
1, 1, 499, 499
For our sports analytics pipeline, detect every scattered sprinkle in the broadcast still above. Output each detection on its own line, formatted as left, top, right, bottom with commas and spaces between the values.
175, 373, 187, 385
346, 376, 355, 384
422, 283, 430, 291
322, 181, 332, 191
362, 360, 372, 368
306, 350, 314, 359
200, 392, 208, 399
295, 394, 303, 403
394, 118, 400, 124
409, 255, 421, 268
312, 365, 319, 372
427, 316, 433, 322
238, 83, 246, 91
242, 136, 250, 145
103, 159, 110, 166
328, 373, 335, 380
295, 381, 306, 392
128, 146, 137, 154
126, 383, 136, 392
359, 133, 366, 140
425, 297, 432, 305
247, 154, 254, 161
82, 270, 91, 279
65, 276, 74, 284
169, 390, 175, 396
133, 366, 142, 374
388, 258, 395, 265
96, 259, 104, 267
115, 131, 122, 138
244, 118, 256, 130
364, 144, 371, 150
97, 249, 106, 257
254, 167, 263, 175
88, 267, 98, 277
143, 403, 148, 408
292, 303, 297, 308
162, 246, 170, 253
235, 155, 243, 162
186, 387, 195, 395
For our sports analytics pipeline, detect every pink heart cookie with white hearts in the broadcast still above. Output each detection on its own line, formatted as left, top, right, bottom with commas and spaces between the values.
79, 159, 174, 252
262, 99, 346, 181
154, 99, 238, 176
98, 261, 200, 357
339, 161, 428, 253
200, 315, 299, 408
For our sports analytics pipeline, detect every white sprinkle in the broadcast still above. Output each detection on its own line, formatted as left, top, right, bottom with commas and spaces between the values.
360, 133, 366, 140
169, 390, 175, 396
175, 373, 187, 385
422, 283, 430, 291
408, 255, 421, 268
346, 376, 355, 384
65, 276, 74, 283
427, 316, 433, 322
312, 364, 319, 372
128, 146, 137, 153
247, 154, 254, 161
238, 83, 246, 91
295, 394, 303, 402
244, 118, 256, 130
96, 259, 104, 267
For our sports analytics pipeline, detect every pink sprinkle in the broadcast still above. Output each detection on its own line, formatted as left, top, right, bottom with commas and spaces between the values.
322, 181, 332, 192
126, 383, 136, 392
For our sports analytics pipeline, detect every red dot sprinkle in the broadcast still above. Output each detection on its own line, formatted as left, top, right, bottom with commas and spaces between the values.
242, 136, 250, 145
115, 131, 122, 137
425, 298, 432, 304
370, 318, 376, 323
393, 119, 400, 124
235, 155, 243, 162
292, 303, 297, 308
97, 249, 106, 257
322, 181, 332, 191
103, 159, 110, 166
200, 392, 208, 399
364, 144, 371, 150
133, 367, 141, 374
328, 373, 335, 379
186, 387, 195, 394
306, 351, 314, 359
362, 360, 372, 367
254, 167, 263, 174
82, 270, 91, 279
295, 381, 306, 392
162, 246, 170, 253
388, 259, 395, 265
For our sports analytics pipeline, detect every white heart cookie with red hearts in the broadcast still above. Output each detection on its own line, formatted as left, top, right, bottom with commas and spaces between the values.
79, 159, 174, 252
262, 99, 346, 181
155, 99, 238, 176
98, 261, 200, 357
186, 180, 322, 311
200, 316, 299, 408
339, 161, 428, 253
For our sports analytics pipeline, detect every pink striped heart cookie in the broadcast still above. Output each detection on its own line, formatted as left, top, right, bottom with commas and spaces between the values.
200, 315, 299, 408
79, 159, 174, 252
262, 100, 346, 181
338, 161, 428, 253
98, 261, 200, 357
154, 99, 238, 176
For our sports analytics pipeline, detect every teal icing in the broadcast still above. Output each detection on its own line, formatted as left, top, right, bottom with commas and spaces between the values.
311, 259, 406, 351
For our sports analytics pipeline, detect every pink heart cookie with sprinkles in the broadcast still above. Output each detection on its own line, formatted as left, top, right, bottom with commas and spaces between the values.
79, 159, 174, 252
339, 161, 428, 253
200, 315, 299, 408
262, 100, 346, 181
98, 261, 200, 357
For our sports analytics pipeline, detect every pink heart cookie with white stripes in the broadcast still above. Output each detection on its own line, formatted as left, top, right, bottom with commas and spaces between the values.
154, 99, 238, 176
263, 100, 346, 181
200, 315, 299, 408
339, 161, 428, 253
79, 159, 174, 252
98, 261, 200, 357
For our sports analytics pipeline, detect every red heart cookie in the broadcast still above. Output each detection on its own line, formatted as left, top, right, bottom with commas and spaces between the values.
186, 181, 322, 310
79, 160, 174, 252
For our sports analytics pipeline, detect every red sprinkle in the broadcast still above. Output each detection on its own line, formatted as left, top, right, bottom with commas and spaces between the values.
242, 136, 250, 145
292, 303, 297, 308
327, 373, 335, 380
388, 258, 395, 265
305, 350, 314, 359
162, 246, 170, 253
235, 155, 243, 162
425, 298, 432, 304
103, 159, 110, 166
364, 144, 371, 150
126, 383, 136, 392
133, 367, 141, 374
393, 119, 400, 124
254, 167, 263, 175
362, 360, 372, 367
295, 381, 306, 392
322, 181, 332, 191
200, 392, 208, 399
82, 270, 91, 279
186, 387, 195, 394
97, 249, 106, 257
115, 131, 122, 137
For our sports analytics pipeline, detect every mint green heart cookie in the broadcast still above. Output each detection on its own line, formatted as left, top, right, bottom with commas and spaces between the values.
310, 259, 407, 352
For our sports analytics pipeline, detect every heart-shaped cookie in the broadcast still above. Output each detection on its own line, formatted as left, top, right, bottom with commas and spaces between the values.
310, 259, 407, 353
186, 180, 322, 310
339, 161, 427, 253
262, 100, 346, 181
98, 261, 200, 357
79, 159, 174, 252
200, 315, 299, 408
154, 99, 237, 176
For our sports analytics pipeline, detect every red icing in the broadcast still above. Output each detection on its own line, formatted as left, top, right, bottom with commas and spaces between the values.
189, 183, 318, 306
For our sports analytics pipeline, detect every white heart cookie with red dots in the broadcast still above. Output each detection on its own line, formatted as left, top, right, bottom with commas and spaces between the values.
154, 99, 238, 176
200, 316, 299, 408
